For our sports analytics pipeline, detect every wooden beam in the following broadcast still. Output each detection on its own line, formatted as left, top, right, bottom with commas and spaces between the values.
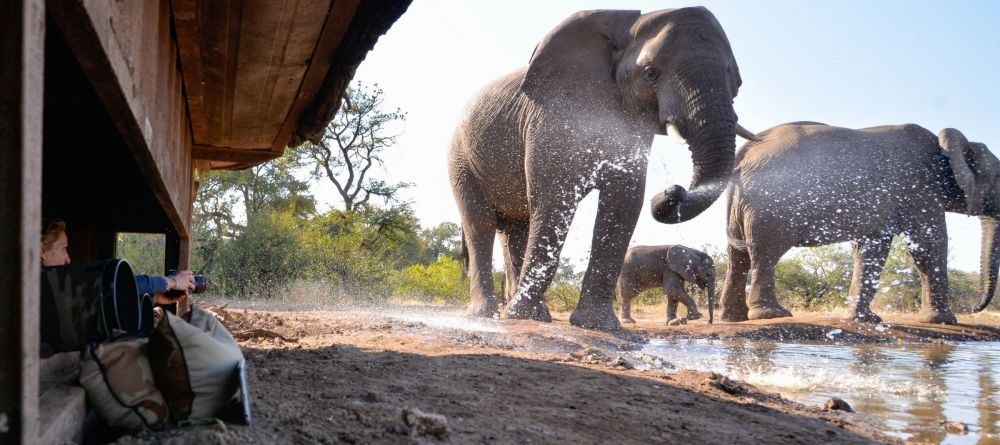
270, 0, 360, 152
0, 0, 44, 443
164, 229, 192, 316
47, 1, 192, 238
192, 144, 279, 163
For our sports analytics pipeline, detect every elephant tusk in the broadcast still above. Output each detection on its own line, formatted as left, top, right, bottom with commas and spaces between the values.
666, 123, 687, 145
736, 124, 762, 142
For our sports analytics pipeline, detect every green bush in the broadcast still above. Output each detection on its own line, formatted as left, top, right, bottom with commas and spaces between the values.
393, 256, 468, 304
774, 245, 853, 310
116, 233, 165, 276
213, 210, 307, 299
545, 261, 582, 312
299, 210, 396, 302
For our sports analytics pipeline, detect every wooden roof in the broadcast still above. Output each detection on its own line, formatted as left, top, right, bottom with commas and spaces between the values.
174, 0, 410, 171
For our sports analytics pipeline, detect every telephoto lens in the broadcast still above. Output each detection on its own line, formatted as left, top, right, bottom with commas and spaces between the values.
165, 269, 210, 297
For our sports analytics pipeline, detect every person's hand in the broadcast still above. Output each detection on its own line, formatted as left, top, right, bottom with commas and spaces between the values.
170, 270, 195, 293
154, 293, 188, 305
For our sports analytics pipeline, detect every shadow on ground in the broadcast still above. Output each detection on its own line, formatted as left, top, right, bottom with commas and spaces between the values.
118, 343, 889, 444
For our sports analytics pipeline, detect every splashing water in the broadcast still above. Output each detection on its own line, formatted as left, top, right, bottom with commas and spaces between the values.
641, 338, 1000, 443
391, 312, 506, 333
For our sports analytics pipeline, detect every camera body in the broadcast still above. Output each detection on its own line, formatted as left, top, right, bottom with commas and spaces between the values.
165, 269, 209, 298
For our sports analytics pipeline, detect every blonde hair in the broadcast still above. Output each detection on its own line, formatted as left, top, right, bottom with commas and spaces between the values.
41, 219, 66, 249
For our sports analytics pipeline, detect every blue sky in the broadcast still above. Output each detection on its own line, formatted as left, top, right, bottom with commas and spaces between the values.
319, 1, 1000, 272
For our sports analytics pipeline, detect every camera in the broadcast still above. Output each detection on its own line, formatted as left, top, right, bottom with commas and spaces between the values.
165, 269, 209, 298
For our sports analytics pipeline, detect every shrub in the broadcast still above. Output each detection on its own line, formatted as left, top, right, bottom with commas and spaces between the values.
394, 256, 468, 304
213, 210, 307, 299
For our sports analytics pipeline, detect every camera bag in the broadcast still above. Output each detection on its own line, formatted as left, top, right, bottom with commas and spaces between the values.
40, 259, 155, 353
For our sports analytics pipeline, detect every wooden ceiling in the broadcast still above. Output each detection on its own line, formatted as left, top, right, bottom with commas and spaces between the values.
172, 0, 409, 171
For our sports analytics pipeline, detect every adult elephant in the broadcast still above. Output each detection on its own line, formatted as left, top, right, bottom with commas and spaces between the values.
720, 122, 999, 325
617, 245, 716, 324
448, 7, 755, 330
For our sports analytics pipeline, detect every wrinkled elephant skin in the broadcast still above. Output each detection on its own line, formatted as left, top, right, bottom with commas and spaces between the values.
721, 122, 999, 325
449, 8, 749, 330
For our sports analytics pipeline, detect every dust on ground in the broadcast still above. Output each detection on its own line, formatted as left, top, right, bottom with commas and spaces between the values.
115, 304, 1000, 444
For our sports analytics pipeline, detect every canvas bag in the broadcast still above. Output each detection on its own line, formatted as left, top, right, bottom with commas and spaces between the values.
78, 337, 168, 430
148, 304, 244, 420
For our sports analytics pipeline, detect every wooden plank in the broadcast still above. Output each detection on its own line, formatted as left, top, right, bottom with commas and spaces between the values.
170, 0, 208, 147
294, 0, 411, 145
164, 230, 193, 316
270, 0, 360, 152
48, 0, 193, 238
231, 0, 330, 148
192, 144, 278, 163
0, 0, 44, 443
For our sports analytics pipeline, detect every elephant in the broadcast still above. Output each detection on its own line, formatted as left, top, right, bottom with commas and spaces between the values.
720, 122, 999, 325
617, 245, 716, 324
448, 7, 757, 330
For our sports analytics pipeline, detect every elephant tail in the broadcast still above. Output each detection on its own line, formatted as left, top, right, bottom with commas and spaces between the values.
460, 229, 469, 278
725, 182, 749, 251
728, 231, 748, 251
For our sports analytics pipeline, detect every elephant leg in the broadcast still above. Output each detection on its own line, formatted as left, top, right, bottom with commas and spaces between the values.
454, 178, 500, 318
720, 243, 751, 322
847, 235, 892, 324
507, 193, 578, 322
665, 273, 700, 320
572, 182, 643, 331
747, 245, 793, 320
666, 297, 678, 321
905, 216, 958, 325
498, 220, 529, 307
618, 279, 638, 324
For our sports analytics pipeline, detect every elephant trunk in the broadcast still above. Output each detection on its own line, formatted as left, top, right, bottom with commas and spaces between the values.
976, 216, 1000, 312
706, 279, 715, 324
651, 63, 737, 224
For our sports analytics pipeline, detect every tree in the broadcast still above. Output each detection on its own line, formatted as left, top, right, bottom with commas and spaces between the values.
774, 245, 853, 310
116, 233, 165, 275
301, 82, 409, 211
419, 222, 462, 261
545, 259, 583, 312
192, 148, 315, 273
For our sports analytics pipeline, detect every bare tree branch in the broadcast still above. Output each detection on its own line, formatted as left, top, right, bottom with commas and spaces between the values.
299, 81, 409, 211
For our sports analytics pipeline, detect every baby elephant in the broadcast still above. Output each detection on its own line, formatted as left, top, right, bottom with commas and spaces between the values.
617, 245, 715, 324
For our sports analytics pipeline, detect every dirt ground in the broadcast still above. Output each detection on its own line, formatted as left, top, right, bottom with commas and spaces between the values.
114, 305, 1000, 445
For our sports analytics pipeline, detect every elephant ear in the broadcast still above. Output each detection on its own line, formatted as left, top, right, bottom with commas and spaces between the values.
940, 128, 983, 214
666, 246, 698, 283
521, 10, 640, 100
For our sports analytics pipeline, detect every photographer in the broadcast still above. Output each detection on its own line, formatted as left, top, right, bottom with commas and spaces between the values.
40, 219, 195, 304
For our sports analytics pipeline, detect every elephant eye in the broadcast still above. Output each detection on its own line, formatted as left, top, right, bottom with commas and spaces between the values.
643, 67, 660, 82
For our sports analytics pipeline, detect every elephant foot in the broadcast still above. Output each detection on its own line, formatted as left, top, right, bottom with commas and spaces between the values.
570, 306, 622, 332
748, 305, 793, 320
848, 308, 883, 324
506, 298, 552, 322
719, 311, 749, 322
667, 317, 687, 326
686, 311, 703, 321
621, 317, 636, 324
466, 298, 499, 318
917, 308, 958, 325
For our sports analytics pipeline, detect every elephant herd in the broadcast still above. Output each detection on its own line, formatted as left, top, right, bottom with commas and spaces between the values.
448, 7, 996, 331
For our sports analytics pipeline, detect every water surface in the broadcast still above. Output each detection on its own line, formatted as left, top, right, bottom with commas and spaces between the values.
642, 339, 1000, 444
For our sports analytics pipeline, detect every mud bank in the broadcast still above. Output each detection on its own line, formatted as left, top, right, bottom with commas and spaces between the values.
626, 311, 1000, 343
112, 306, 912, 444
